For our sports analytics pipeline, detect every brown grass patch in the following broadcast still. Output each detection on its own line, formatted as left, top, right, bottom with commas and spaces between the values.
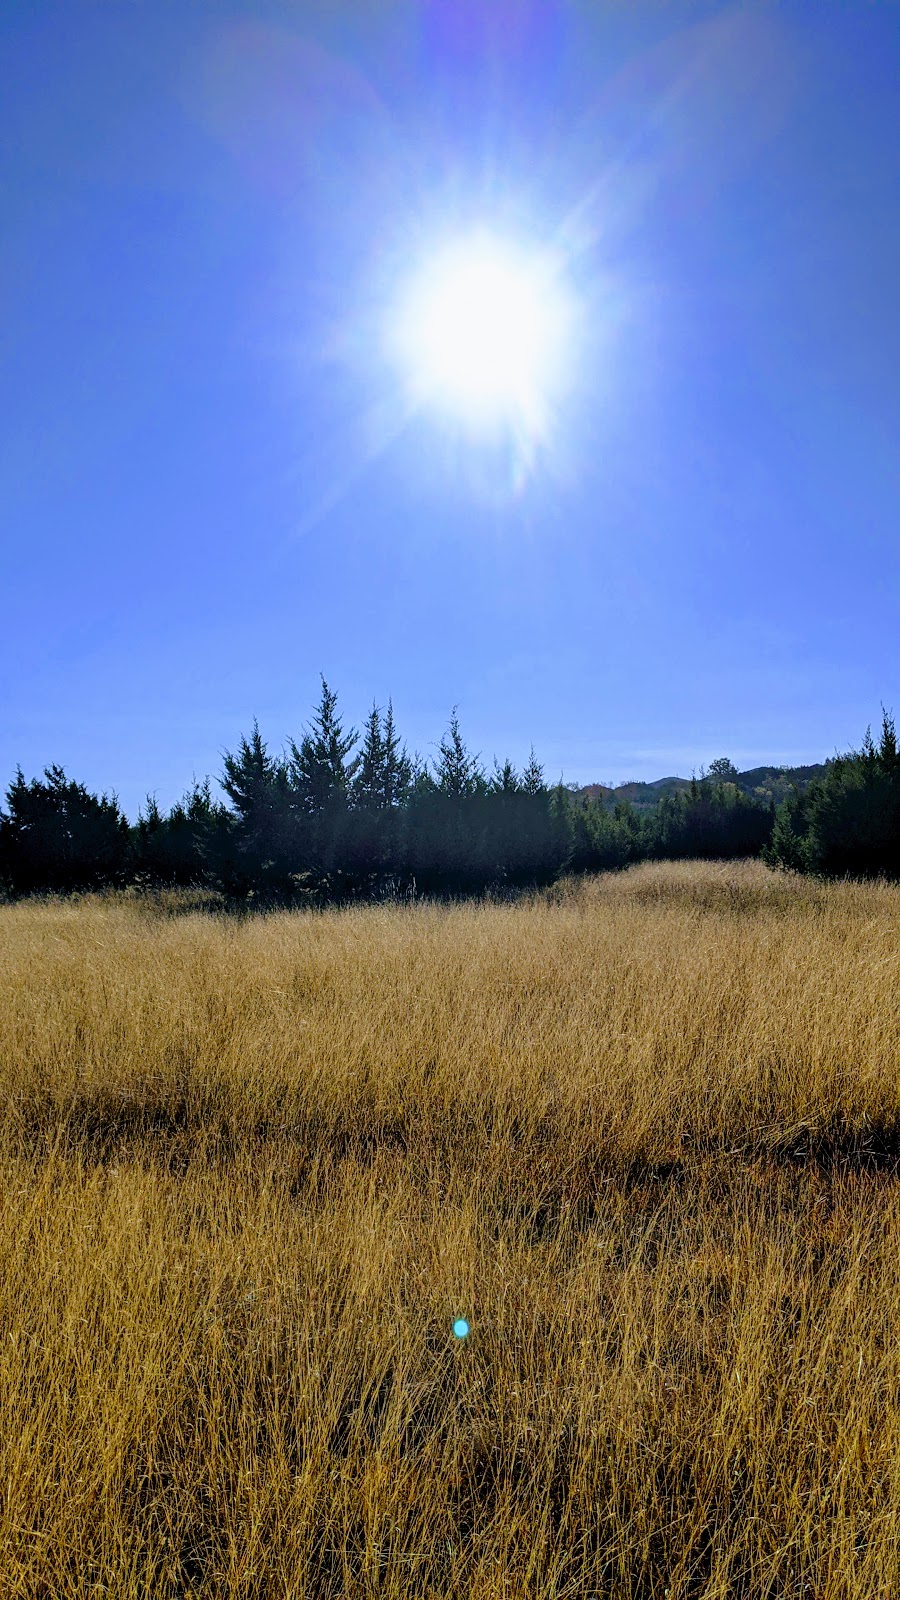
1, 860, 899, 1597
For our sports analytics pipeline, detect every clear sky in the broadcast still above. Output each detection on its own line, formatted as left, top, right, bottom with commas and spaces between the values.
3, 1, 899, 819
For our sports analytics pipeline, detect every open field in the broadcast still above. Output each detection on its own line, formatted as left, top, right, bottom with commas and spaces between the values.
1, 860, 899, 1599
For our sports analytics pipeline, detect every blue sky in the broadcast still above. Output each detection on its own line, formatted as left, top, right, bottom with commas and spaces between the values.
3, 1, 899, 818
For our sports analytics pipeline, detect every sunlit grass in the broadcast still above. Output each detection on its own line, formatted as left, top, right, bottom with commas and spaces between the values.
1, 860, 899, 1597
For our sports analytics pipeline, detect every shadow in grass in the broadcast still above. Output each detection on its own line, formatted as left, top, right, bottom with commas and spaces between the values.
754, 1119, 900, 1175
10, 1095, 900, 1205
11, 1094, 419, 1178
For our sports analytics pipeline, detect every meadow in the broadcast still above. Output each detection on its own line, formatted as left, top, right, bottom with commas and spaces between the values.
1, 859, 899, 1599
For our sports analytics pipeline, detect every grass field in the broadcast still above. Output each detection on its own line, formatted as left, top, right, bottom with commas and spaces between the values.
1, 859, 899, 1599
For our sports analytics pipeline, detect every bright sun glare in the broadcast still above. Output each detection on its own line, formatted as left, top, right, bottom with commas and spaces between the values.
391, 231, 573, 441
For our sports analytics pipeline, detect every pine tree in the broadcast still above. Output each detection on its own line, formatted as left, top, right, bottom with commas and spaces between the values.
221, 721, 286, 820
878, 707, 898, 773
548, 779, 575, 873
134, 780, 225, 886
353, 701, 413, 811
434, 711, 485, 797
288, 677, 359, 815
219, 722, 293, 894
354, 705, 386, 810
409, 752, 436, 796
763, 791, 810, 873
380, 701, 413, 808
490, 758, 520, 794
773, 708, 900, 879
0, 765, 129, 894
284, 679, 360, 889
137, 793, 164, 832
521, 747, 545, 795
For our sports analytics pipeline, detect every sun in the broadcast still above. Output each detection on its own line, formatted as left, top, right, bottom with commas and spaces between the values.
389, 230, 573, 440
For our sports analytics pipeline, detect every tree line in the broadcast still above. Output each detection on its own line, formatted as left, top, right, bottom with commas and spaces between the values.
1, 682, 897, 900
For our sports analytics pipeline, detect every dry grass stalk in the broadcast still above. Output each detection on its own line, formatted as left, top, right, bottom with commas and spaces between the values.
1, 859, 899, 1597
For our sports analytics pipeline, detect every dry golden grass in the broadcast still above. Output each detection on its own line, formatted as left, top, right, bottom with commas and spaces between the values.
1, 859, 899, 1598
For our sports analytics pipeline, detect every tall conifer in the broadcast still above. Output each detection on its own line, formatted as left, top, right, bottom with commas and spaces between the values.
288, 678, 358, 815
434, 711, 486, 797
522, 747, 545, 795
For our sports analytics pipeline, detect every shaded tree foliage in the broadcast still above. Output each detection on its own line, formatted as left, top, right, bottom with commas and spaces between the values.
5, 696, 897, 902
708, 756, 739, 783
353, 700, 412, 812
434, 710, 487, 798
0, 766, 129, 894
343, 702, 415, 888
643, 772, 774, 862
134, 781, 230, 887
287, 677, 358, 888
288, 678, 358, 815
765, 710, 900, 879
218, 721, 293, 894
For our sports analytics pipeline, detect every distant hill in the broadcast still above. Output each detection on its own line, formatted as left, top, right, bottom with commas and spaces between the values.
580, 762, 829, 812
581, 777, 690, 808
735, 763, 829, 801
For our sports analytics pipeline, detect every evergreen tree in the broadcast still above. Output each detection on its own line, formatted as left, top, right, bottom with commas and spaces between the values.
403, 714, 490, 893
346, 701, 415, 887
490, 758, 520, 794
286, 678, 359, 888
409, 752, 436, 796
134, 780, 226, 886
380, 701, 414, 808
137, 792, 163, 836
288, 677, 359, 815
28, 688, 900, 900
767, 709, 900, 879
353, 705, 386, 810
548, 780, 575, 874
219, 722, 292, 894
763, 789, 811, 873
221, 721, 286, 820
645, 773, 773, 862
512, 748, 559, 883
353, 701, 413, 811
522, 747, 545, 795
434, 711, 486, 797
0, 765, 129, 894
